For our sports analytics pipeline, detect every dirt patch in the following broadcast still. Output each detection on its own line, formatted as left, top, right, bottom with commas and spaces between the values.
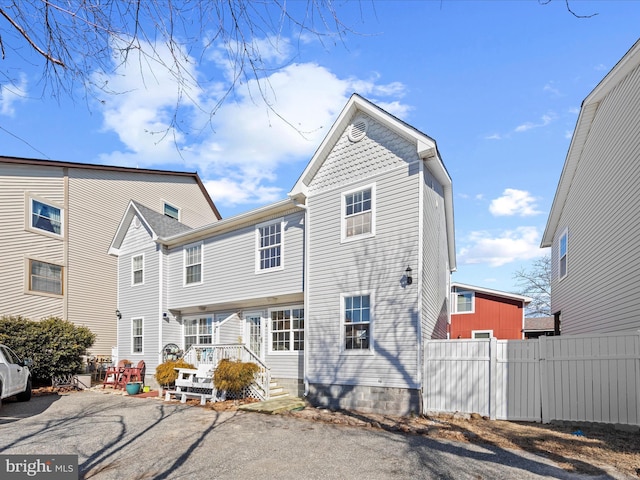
286, 407, 640, 478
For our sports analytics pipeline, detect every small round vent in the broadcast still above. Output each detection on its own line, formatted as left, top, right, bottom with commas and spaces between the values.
133, 217, 141, 229
348, 118, 368, 142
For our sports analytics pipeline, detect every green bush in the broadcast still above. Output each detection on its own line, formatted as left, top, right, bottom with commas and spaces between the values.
0, 315, 95, 382
213, 359, 259, 393
154, 358, 195, 386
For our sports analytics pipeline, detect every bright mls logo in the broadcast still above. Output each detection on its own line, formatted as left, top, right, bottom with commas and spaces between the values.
0, 455, 77, 479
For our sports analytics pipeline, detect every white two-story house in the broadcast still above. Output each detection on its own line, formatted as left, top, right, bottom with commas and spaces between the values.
109, 94, 456, 415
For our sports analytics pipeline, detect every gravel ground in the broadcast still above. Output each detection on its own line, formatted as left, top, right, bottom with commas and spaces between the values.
0, 391, 627, 480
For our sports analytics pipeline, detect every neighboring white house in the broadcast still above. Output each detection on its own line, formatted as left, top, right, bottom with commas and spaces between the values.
541, 38, 640, 335
109, 94, 456, 415
0, 157, 221, 354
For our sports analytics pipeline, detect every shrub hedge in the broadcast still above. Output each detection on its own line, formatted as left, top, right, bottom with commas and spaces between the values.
213, 359, 259, 393
154, 358, 195, 386
0, 315, 95, 382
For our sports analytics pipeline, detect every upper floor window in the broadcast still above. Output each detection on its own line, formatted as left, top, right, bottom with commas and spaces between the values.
270, 307, 304, 352
342, 184, 375, 241
257, 219, 283, 271
29, 259, 63, 296
343, 293, 372, 351
451, 289, 474, 314
164, 202, 180, 220
31, 198, 62, 236
132, 255, 144, 285
132, 318, 143, 354
559, 228, 568, 280
184, 243, 202, 285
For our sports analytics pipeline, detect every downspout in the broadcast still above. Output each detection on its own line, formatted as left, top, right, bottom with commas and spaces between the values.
292, 199, 310, 397
158, 244, 164, 369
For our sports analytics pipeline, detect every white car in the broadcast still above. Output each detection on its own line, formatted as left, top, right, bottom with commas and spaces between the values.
0, 344, 32, 408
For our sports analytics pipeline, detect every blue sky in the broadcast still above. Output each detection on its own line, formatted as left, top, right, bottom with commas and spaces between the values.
1, 1, 639, 294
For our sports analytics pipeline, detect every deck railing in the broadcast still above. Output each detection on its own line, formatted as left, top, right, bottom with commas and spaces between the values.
183, 344, 270, 400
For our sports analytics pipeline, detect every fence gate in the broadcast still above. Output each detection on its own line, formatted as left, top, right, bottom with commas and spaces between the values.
424, 331, 640, 426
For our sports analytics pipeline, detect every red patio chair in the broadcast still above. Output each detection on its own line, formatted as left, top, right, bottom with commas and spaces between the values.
102, 360, 127, 388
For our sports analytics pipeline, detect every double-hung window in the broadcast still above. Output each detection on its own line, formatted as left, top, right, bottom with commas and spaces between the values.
132, 255, 144, 285
342, 184, 375, 241
31, 198, 63, 236
184, 317, 213, 350
270, 307, 304, 352
451, 289, 474, 314
29, 260, 63, 296
257, 219, 283, 271
343, 293, 372, 351
559, 228, 568, 280
184, 243, 202, 285
132, 318, 143, 353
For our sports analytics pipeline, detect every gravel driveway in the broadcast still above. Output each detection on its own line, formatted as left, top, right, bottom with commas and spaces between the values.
0, 391, 617, 480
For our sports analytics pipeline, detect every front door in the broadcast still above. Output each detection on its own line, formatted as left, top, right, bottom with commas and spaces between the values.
245, 313, 264, 361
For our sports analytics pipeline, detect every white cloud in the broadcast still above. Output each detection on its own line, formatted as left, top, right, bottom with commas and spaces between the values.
515, 113, 554, 133
485, 133, 502, 140
95, 39, 410, 208
489, 189, 542, 217
543, 82, 561, 96
457, 226, 544, 267
0, 74, 28, 116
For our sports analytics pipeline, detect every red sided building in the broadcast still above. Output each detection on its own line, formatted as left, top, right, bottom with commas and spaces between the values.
450, 283, 531, 340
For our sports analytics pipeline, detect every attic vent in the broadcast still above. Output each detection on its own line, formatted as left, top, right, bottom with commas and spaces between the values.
133, 216, 141, 229
348, 118, 368, 142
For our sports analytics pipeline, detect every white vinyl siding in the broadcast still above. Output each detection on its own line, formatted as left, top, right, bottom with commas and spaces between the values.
132, 318, 143, 354
305, 116, 424, 389
256, 219, 283, 272
549, 56, 640, 334
184, 243, 202, 285
167, 210, 304, 310
132, 254, 144, 285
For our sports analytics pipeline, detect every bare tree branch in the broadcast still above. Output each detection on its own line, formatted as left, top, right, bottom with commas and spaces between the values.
513, 255, 551, 317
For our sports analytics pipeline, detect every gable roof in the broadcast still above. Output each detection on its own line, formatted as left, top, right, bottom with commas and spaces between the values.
0, 155, 221, 220
452, 282, 532, 304
541, 39, 640, 247
289, 93, 457, 272
108, 200, 193, 255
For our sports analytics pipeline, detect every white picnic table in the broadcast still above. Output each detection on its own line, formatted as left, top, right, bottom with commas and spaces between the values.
164, 365, 219, 405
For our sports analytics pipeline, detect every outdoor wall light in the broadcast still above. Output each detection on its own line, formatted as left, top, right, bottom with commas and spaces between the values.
405, 266, 413, 285
163, 312, 169, 321
115, 309, 122, 320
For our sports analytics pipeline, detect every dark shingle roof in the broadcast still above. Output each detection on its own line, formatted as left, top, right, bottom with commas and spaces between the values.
523, 316, 554, 332
131, 201, 193, 238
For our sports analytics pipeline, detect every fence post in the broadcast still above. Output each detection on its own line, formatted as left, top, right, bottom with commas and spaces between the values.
539, 335, 550, 423
489, 337, 497, 420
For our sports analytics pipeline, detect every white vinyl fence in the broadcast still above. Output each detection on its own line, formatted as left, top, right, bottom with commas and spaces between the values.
424, 331, 640, 425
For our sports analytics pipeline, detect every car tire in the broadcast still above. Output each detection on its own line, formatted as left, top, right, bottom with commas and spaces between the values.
17, 378, 32, 402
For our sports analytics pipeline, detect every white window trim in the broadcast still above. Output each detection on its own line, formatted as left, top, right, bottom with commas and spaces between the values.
558, 227, 568, 281
132, 317, 144, 355
268, 305, 304, 355
26, 194, 64, 239
452, 289, 475, 314
183, 316, 214, 349
183, 241, 203, 287
131, 254, 144, 286
255, 218, 285, 273
341, 183, 376, 243
163, 201, 181, 221
24, 257, 64, 298
340, 291, 375, 355
472, 330, 493, 339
